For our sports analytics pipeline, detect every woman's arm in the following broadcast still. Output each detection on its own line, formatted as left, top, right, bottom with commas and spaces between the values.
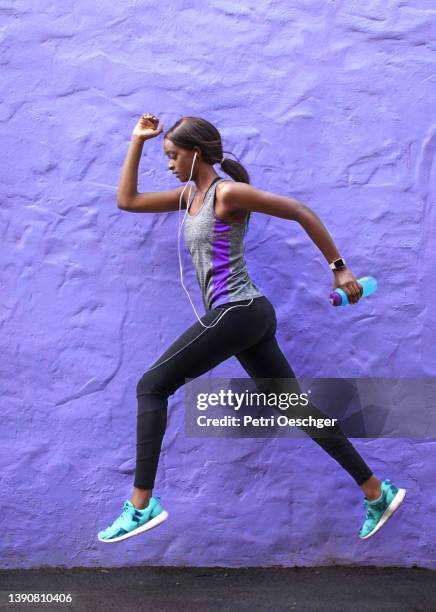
117, 136, 144, 208
220, 182, 363, 303
117, 130, 188, 213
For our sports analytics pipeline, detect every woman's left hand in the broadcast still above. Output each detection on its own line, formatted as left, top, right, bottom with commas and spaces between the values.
332, 268, 363, 305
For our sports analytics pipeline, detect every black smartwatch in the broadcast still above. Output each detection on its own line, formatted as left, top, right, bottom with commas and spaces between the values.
329, 257, 347, 271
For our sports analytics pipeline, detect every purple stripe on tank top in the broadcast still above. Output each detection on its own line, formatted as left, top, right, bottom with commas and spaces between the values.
211, 218, 232, 307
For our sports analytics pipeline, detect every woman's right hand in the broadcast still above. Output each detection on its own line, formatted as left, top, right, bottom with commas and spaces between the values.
131, 113, 164, 141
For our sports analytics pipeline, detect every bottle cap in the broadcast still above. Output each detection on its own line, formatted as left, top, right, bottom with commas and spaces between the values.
329, 292, 343, 306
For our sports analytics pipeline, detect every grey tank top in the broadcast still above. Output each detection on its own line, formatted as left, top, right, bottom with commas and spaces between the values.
184, 176, 264, 311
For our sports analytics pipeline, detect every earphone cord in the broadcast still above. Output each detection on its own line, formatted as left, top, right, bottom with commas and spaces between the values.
176, 152, 253, 329
142, 155, 255, 374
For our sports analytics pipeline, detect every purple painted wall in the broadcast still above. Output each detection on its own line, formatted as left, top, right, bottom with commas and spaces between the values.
1, 1, 435, 569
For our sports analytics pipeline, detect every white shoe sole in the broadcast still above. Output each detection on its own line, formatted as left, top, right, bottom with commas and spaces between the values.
360, 488, 406, 540
98, 510, 169, 544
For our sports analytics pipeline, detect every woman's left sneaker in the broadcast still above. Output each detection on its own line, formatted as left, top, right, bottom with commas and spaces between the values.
359, 478, 406, 540
98, 496, 168, 543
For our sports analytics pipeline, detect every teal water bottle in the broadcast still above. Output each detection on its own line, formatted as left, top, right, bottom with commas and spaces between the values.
329, 276, 378, 307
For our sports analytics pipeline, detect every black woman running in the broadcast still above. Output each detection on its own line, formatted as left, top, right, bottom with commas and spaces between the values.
97, 114, 406, 544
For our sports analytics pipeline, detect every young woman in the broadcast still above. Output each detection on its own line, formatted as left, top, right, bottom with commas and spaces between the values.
97, 114, 406, 544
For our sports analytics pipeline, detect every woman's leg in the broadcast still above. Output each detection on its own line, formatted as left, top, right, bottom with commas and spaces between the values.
133, 298, 276, 507
235, 334, 381, 496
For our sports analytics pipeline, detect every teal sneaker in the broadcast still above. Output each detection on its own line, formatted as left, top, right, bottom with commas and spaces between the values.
98, 496, 168, 543
359, 478, 406, 540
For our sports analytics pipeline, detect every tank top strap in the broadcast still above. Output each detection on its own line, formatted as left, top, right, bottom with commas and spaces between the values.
203, 177, 231, 214
187, 176, 228, 216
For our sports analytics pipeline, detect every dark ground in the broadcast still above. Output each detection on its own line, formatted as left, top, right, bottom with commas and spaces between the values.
0, 566, 435, 612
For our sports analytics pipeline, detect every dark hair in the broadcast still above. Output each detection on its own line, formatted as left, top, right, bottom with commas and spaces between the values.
164, 116, 252, 229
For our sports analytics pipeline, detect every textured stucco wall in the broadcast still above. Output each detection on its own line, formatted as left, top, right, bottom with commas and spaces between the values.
1, 1, 435, 569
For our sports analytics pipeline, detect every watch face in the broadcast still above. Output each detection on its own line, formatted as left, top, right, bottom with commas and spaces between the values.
335, 259, 345, 268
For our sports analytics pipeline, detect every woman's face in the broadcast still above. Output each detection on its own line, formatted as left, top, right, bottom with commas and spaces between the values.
163, 138, 195, 182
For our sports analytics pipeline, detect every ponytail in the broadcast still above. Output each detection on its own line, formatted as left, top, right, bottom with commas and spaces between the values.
220, 153, 251, 230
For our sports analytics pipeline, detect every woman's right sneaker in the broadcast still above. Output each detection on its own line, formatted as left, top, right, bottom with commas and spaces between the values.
98, 495, 168, 543
359, 479, 406, 540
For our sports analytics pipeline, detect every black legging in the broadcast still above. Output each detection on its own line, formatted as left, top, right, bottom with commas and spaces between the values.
134, 296, 373, 489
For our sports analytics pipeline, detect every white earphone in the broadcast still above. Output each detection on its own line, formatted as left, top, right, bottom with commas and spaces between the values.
177, 150, 253, 328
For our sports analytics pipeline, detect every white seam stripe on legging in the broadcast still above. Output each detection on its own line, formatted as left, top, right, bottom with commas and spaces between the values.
144, 299, 254, 373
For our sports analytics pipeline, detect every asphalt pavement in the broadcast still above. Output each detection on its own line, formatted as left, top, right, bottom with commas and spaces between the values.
0, 565, 435, 612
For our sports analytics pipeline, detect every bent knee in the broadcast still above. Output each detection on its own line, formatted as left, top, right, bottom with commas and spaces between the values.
136, 369, 177, 398
136, 370, 164, 397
